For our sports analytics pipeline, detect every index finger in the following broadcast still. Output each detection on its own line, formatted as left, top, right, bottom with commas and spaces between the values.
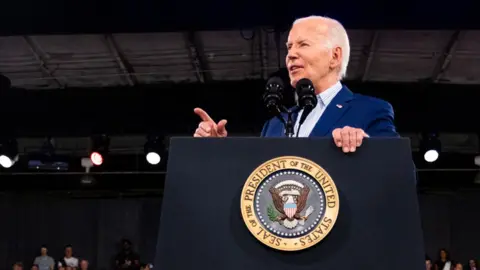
194, 107, 214, 122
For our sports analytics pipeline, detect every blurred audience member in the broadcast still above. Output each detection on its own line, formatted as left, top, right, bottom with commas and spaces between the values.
469, 259, 478, 270
31, 265, 39, 270
61, 245, 79, 268
140, 264, 151, 270
435, 249, 453, 270
79, 260, 89, 270
115, 239, 140, 270
426, 256, 433, 270
13, 262, 24, 270
455, 263, 464, 270
34, 245, 55, 270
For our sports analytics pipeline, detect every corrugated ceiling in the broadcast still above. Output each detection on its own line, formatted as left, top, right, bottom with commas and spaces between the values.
0, 29, 477, 89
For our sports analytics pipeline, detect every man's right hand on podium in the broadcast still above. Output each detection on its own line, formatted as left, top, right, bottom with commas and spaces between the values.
193, 108, 228, 137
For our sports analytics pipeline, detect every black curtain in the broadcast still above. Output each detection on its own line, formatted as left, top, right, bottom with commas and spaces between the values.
419, 191, 480, 263
0, 193, 161, 270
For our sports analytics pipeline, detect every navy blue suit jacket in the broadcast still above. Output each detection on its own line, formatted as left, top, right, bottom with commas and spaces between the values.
261, 85, 399, 137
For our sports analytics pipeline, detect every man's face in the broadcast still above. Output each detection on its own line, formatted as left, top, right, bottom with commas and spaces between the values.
65, 247, 72, 257
40, 248, 47, 256
80, 260, 88, 269
286, 19, 338, 88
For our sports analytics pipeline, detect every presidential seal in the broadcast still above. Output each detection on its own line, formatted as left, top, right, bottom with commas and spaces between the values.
240, 156, 339, 251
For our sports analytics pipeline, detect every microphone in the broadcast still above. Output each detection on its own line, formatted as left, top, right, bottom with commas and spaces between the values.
296, 78, 318, 128
263, 76, 285, 117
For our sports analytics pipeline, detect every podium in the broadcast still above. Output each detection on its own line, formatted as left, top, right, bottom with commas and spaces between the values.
154, 137, 425, 270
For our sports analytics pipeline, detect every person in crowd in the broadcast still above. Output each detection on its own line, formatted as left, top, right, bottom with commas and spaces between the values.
468, 259, 478, 270
435, 248, 453, 270
61, 245, 79, 268
115, 239, 140, 270
31, 265, 39, 270
455, 263, 464, 270
13, 262, 24, 270
33, 245, 55, 270
139, 264, 151, 270
426, 255, 433, 270
79, 259, 89, 270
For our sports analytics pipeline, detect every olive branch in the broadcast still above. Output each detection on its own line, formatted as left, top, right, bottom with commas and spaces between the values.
267, 204, 279, 221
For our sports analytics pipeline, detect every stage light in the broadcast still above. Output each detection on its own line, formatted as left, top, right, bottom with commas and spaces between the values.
424, 149, 439, 163
0, 138, 18, 168
144, 135, 163, 165
90, 135, 110, 166
421, 133, 441, 163
0, 155, 13, 168
90, 152, 103, 166
146, 152, 161, 165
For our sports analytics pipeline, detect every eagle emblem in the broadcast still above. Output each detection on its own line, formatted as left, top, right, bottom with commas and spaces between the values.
267, 180, 314, 229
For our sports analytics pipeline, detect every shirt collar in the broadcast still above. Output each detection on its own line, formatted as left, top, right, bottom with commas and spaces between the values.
317, 81, 342, 107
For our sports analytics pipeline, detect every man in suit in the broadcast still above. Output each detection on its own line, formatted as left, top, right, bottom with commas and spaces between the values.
193, 15, 398, 153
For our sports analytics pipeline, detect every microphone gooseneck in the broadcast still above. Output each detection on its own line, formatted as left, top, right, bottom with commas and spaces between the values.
295, 78, 317, 137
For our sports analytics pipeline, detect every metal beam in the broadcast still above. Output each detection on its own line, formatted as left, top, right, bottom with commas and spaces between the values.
23, 36, 64, 88
185, 31, 212, 83
360, 31, 379, 81
105, 34, 137, 86
431, 30, 463, 82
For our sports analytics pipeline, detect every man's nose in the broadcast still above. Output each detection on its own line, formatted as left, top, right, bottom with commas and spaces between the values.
287, 50, 298, 61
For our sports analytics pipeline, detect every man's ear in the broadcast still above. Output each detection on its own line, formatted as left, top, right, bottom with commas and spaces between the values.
330, 46, 342, 70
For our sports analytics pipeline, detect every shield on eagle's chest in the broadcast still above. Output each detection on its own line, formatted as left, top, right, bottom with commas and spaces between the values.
284, 203, 297, 219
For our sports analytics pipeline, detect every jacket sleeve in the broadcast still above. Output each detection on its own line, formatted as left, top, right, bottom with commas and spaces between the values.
260, 120, 270, 137
365, 101, 399, 137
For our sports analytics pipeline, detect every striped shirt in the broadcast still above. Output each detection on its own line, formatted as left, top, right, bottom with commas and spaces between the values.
294, 81, 343, 137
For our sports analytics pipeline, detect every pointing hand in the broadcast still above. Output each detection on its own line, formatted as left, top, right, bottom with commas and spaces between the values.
193, 108, 228, 137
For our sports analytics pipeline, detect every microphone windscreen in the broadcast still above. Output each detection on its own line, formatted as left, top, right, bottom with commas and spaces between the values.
266, 76, 284, 89
295, 78, 314, 91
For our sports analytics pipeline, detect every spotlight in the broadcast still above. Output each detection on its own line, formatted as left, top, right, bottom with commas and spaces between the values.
0, 138, 18, 168
90, 135, 110, 166
421, 133, 441, 163
424, 150, 439, 163
144, 135, 163, 165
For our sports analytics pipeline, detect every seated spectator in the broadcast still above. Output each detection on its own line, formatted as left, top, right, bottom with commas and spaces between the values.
59, 245, 78, 268
426, 256, 433, 270
468, 259, 478, 270
33, 245, 55, 270
115, 239, 140, 270
31, 265, 39, 270
455, 263, 463, 270
435, 248, 453, 270
140, 264, 151, 270
79, 260, 89, 270
13, 262, 23, 270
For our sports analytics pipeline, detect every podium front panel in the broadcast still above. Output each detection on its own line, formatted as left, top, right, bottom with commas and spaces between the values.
154, 137, 424, 270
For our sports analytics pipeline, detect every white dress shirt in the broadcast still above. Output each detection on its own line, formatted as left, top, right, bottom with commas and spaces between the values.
293, 81, 343, 137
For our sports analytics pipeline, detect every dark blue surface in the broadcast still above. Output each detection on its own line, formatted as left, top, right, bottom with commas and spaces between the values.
0, 0, 477, 35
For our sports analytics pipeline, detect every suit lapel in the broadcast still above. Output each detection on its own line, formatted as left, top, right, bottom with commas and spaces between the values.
309, 86, 354, 137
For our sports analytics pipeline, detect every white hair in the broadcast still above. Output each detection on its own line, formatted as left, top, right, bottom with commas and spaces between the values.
293, 16, 351, 80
